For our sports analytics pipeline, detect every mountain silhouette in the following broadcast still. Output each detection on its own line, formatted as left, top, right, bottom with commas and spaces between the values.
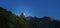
0, 7, 60, 28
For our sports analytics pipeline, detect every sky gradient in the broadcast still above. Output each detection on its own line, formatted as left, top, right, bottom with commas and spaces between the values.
0, 0, 60, 20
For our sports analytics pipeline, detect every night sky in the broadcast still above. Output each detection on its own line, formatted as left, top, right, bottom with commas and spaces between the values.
0, 0, 60, 20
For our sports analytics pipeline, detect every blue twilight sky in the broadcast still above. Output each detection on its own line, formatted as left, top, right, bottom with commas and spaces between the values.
0, 0, 60, 20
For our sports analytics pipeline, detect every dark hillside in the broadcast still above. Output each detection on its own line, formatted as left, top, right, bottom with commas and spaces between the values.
0, 7, 38, 28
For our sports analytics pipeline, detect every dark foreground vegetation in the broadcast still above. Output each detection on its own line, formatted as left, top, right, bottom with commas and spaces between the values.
0, 7, 60, 28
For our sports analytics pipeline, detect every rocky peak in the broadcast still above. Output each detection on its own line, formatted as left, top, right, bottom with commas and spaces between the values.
20, 12, 27, 18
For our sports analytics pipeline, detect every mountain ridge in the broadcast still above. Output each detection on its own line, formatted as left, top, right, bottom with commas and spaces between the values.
0, 7, 60, 28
